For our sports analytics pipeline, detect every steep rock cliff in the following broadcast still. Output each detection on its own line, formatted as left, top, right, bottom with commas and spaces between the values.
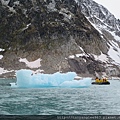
77, 0, 120, 77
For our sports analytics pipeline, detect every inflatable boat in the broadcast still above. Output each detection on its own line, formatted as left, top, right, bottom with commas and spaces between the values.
92, 81, 110, 85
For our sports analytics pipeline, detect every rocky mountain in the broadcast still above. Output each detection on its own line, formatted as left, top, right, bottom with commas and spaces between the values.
77, 0, 120, 77
0, 0, 120, 78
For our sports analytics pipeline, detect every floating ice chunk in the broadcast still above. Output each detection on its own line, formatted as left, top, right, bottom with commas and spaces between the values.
10, 83, 17, 88
10, 69, 92, 88
60, 78, 91, 88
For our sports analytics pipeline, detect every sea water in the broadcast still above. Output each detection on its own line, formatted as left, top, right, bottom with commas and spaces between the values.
0, 78, 120, 115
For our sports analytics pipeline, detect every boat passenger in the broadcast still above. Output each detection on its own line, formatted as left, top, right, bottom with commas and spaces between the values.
104, 78, 108, 82
98, 79, 101, 83
100, 79, 103, 83
95, 77, 99, 83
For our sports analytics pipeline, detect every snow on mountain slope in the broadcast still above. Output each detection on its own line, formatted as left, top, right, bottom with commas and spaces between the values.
19, 58, 41, 68
76, 0, 120, 69
78, 0, 120, 32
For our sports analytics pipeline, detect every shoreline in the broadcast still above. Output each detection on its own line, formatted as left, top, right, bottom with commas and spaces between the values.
0, 77, 16, 79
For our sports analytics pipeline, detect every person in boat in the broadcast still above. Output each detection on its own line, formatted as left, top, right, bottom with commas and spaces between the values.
95, 77, 104, 83
99, 79, 103, 83
95, 77, 99, 83
104, 78, 108, 82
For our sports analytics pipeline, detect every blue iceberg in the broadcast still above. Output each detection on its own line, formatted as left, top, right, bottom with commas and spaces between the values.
10, 69, 92, 88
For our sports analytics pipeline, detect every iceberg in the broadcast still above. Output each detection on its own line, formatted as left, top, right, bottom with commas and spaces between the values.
10, 69, 92, 88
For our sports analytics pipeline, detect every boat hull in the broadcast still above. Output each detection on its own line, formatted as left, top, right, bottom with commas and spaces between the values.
92, 81, 110, 85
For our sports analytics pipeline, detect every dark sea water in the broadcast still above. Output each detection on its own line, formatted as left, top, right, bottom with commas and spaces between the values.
0, 78, 120, 115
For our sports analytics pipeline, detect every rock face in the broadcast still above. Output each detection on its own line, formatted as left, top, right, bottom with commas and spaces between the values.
78, 0, 120, 35
77, 0, 120, 77
0, 0, 120, 78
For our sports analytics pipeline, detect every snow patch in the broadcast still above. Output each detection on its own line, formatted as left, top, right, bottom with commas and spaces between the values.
76, 53, 88, 57
14, 1, 20, 5
69, 55, 75, 59
19, 58, 41, 68
0, 55, 3, 59
1, 0, 10, 6
34, 69, 44, 74
79, 46, 84, 52
108, 41, 120, 65
74, 0, 79, 4
0, 67, 14, 75
22, 23, 31, 31
0, 48, 5, 52
86, 17, 103, 34
47, 0, 57, 12
1, 0, 16, 13
110, 31, 120, 42
93, 53, 108, 63
8, 6, 16, 13
0, 48, 4, 60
